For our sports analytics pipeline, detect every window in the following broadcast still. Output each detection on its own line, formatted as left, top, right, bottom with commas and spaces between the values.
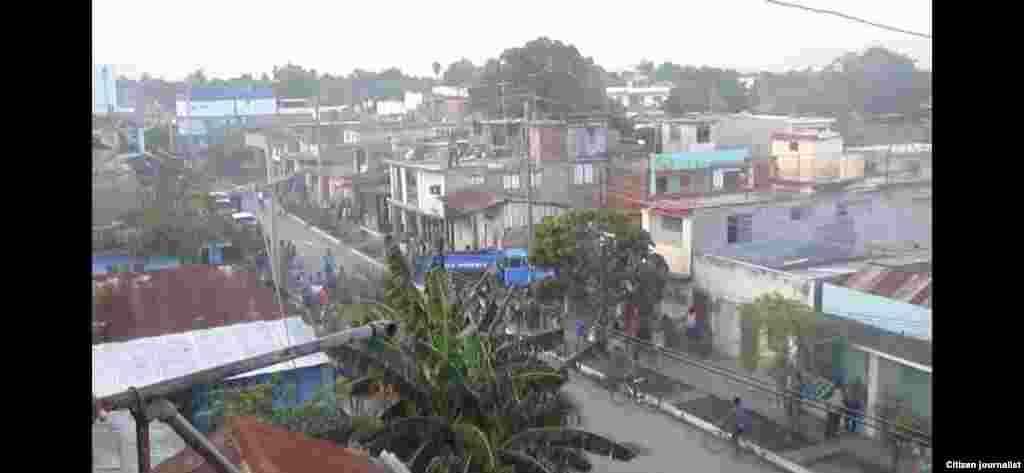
789, 141, 799, 152
790, 206, 811, 221
469, 174, 485, 185
661, 216, 683, 233
503, 174, 520, 190
669, 125, 682, 142
697, 125, 711, 144
429, 185, 442, 196
656, 177, 668, 194
574, 163, 594, 185
726, 214, 753, 244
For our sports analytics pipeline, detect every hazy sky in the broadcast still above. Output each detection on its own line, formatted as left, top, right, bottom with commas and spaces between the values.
93, 0, 931, 81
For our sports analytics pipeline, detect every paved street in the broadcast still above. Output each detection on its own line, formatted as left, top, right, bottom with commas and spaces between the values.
563, 374, 780, 473
241, 193, 383, 285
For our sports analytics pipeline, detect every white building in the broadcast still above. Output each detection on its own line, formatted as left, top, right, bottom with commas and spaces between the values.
432, 86, 468, 98
404, 92, 424, 111
715, 112, 838, 158
606, 81, 673, 109
376, 99, 407, 117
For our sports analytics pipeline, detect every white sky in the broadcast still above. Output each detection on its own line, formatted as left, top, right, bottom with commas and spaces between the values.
93, 0, 931, 81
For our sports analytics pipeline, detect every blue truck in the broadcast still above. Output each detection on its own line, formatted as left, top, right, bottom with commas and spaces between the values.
415, 248, 555, 288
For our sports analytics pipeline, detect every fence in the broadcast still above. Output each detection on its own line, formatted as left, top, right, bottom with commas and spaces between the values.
591, 330, 931, 449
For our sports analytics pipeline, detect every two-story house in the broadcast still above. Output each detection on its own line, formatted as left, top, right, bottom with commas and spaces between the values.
714, 112, 837, 158
771, 130, 865, 185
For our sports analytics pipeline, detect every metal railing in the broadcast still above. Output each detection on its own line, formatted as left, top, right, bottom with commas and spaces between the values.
570, 329, 932, 449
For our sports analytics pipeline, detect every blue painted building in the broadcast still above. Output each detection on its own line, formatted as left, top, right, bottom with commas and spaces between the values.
816, 264, 932, 435
92, 255, 181, 275
649, 148, 752, 196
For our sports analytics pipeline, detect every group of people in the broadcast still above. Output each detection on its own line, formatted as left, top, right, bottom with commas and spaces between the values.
825, 381, 866, 439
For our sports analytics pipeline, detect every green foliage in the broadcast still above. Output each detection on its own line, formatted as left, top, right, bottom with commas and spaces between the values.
531, 209, 667, 335
738, 293, 820, 374
473, 37, 609, 117
333, 265, 636, 472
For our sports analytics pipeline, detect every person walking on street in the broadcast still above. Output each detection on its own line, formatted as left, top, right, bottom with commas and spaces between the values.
825, 382, 846, 439
575, 320, 586, 354
721, 397, 753, 457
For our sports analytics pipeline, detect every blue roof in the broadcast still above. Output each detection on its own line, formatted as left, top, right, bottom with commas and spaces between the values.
92, 255, 181, 275
187, 86, 276, 102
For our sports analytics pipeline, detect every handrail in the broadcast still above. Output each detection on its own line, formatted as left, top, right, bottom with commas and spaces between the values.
601, 329, 932, 447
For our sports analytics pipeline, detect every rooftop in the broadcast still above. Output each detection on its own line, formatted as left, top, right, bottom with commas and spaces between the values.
152, 416, 390, 473
181, 86, 275, 102
830, 265, 932, 309
440, 189, 504, 214
92, 317, 328, 399
92, 265, 285, 343
710, 240, 863, 271
647, 179, 931, 216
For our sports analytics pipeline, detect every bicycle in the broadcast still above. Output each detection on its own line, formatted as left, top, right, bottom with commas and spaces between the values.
609, 374, 647, 406
701, 416, 740, 456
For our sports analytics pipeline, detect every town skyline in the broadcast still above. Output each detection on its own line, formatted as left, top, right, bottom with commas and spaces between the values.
93, 0, 931, 82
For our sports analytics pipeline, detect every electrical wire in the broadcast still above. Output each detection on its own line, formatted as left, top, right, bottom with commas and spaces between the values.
604, 330, 932, 446
764, 0, 932, 39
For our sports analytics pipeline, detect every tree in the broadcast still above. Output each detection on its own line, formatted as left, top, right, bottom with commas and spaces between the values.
186, 69, 208, 85
342, 267, 637, 473
472, 37, 608, 117
738, 293, 830, 441
531, 209, 668, 345
443, 59, 477, 86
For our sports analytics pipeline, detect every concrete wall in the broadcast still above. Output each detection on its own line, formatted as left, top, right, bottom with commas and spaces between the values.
93, 413, 185, 473
692, 253, 816, 358
685, 186, 931, 258
660, 122, 719, 154
418, 171, 446, 217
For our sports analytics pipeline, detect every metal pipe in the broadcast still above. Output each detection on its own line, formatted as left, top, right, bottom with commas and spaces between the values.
101, 320, 397, 411
146, 399, 242, 473
132, 409, 152, 472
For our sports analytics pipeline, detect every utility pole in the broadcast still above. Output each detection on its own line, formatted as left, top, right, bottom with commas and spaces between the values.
525, 98, 535, 288
315, 77, 323, 208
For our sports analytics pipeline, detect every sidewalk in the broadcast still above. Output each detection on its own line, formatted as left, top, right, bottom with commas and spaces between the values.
558, 311, 901, 473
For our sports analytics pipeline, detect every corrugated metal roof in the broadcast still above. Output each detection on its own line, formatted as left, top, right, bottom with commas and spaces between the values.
439, 189, 503, 213
832, 267, 932, 308
92, 317, 328, 398
93, 265, 285, 343
153, 417, 389, 473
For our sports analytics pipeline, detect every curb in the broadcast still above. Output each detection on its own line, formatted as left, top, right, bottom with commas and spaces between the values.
359, 225, 385, 239
541, 351, 817, 473
310, 226, 341, 245
351, 248, 385, 269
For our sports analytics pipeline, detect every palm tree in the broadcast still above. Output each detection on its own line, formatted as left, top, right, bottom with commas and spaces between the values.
324, 259, 639, 473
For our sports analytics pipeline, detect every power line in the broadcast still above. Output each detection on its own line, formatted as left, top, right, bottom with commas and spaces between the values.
764, 0, 932, 39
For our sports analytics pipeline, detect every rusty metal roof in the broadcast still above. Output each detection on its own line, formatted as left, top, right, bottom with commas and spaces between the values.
153, 417, 389, 473
93, 265, 285, 344
441, 189, 503, 214
832, 266, 932, 308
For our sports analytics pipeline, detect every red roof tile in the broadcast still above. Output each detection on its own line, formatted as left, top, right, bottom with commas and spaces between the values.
441, 189, 503, 213
93, 265, 284, 343
153, 417, 388, 473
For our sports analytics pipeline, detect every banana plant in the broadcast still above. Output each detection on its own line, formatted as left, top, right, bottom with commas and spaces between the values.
323, 262, 640, 473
